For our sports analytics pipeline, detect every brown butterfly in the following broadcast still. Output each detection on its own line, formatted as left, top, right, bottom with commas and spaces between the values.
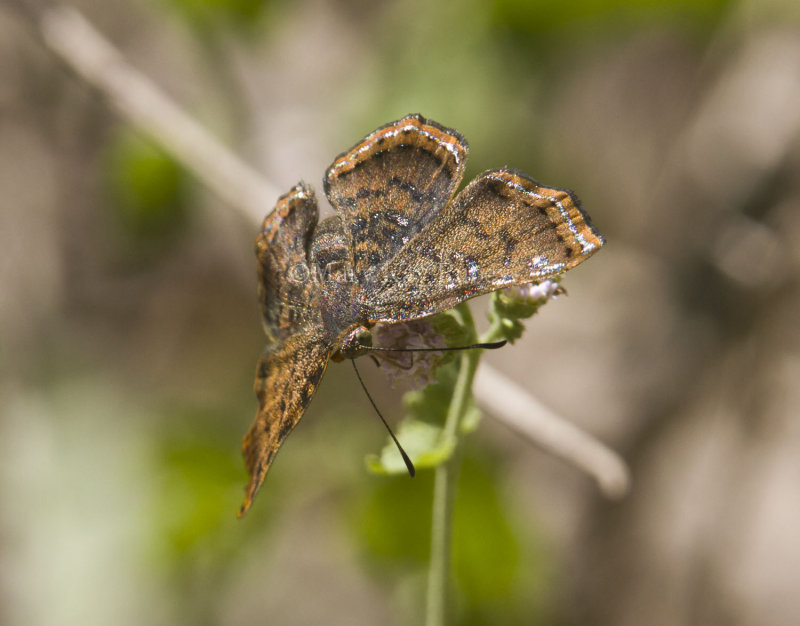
239, 114, 604, 516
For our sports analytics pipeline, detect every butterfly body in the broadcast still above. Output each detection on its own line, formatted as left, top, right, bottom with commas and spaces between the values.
239, 114, 604, 516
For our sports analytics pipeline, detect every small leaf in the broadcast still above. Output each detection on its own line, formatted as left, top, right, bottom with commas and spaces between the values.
366, 419, 456, 475
368, 358, 472, 472
403, 360, 459, 424
368, 304, 485, 472
431, 309, 473, 349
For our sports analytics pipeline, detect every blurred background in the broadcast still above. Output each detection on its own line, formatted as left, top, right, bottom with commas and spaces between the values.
2, 0, 799, 624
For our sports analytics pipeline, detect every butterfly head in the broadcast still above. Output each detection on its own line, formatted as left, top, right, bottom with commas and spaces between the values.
331, 325, 373, 362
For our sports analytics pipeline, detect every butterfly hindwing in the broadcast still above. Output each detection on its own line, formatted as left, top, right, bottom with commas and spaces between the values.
365, 169, 604, 322
239, 334, 330, 517
323, 114, 468, 283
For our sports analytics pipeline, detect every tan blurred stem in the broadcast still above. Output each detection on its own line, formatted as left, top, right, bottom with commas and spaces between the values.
9, 0, 630, 499
474, 364, 630, 499
8, 0, 278, 225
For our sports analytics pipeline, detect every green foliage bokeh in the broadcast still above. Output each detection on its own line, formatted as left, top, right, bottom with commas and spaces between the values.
106, 130, 190, 262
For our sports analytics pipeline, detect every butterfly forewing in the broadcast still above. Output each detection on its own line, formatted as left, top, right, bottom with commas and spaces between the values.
324, 114, 468, 283
365, 169, 604, 323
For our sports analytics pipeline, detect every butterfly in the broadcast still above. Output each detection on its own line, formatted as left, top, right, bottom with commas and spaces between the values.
238, 114, 604, 516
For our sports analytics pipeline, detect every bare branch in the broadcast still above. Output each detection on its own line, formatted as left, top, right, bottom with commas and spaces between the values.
10, 0, 278, 224
474, 364, 630, 499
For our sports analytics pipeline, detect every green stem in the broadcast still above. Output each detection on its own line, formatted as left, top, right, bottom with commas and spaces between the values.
425, 304, 481, 626
480, 317, 507, 346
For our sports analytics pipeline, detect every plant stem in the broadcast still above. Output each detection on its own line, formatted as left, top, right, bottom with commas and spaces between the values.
480, 314, 507, 346
425, 440, 460, 626
425, 304, 481, 626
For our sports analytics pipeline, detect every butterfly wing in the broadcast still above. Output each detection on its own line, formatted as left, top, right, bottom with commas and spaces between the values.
241, 183, 330, 516
365, 169, 605, 322
256, 182, 321, 342
240, 335, 330, 516
323, 114, 468, 283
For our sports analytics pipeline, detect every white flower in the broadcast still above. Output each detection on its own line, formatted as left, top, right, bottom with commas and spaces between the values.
502, 279, 563, 303
370, 319, 448, 389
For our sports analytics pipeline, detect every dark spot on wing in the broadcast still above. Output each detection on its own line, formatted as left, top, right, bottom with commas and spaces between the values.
499, 229, 517, 256
279, 419, 294, 440
308, 367, 324, 386
387, 176, 435, 205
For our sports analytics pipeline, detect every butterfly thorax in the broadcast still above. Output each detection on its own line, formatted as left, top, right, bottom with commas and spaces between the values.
311, 216, 371, 345
330, 325, 373, 362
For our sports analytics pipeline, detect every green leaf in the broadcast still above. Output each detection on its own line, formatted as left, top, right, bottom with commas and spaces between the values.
491, 291, 541, 320
368, 360, 461, 473
367, 347, 486, 472
431, 309, 473, 348
366, 419, 455, 475
403, 360, 459, 424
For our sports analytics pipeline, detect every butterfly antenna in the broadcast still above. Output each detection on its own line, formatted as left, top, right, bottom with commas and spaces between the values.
364, 339, 507, 353
351, 359, 416, 478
